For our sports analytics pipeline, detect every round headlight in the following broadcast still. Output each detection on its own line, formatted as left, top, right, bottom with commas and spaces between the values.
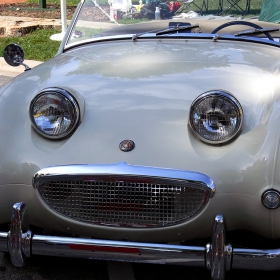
189, 90, 243, 144
30, 88, 80, 139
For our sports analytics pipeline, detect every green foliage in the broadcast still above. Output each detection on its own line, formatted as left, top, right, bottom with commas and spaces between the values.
0, 28, 61, 62
27, 0, 80, 6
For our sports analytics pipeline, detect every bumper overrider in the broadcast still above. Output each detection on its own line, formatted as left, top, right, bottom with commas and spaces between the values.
0, 163, 280, 280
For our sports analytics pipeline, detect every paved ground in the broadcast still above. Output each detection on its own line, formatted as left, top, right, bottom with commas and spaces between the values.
0, 57, 42, 87
0, 60, 22, 85
0, 68, 17, 87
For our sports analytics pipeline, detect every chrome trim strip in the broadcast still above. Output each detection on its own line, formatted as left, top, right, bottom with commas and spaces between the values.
63, 33, 280, 52
33, 162, 216, 197
62, 0, 84, 49
0, 232, 8, 253
31, 235, 205, 266
232, 248, 280, 271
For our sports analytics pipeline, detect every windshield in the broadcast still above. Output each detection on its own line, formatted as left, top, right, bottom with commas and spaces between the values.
65, 0, 189, 47
64, 0, 280, 49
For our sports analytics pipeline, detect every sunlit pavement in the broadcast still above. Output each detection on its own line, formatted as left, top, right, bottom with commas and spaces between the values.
0, 57, 43, 88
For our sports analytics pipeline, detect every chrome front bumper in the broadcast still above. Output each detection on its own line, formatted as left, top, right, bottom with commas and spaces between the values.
0, 203, 280, 280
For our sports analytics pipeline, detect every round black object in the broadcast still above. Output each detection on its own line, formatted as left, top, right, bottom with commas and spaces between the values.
3, 43, 24, 66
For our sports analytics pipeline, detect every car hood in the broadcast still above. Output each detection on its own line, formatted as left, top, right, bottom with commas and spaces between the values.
53, 38, 280, 79
1, 38, 280, 196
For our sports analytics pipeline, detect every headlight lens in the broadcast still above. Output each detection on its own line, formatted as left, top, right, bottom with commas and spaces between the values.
30, 88, 80, 139
189, 90, 243, 144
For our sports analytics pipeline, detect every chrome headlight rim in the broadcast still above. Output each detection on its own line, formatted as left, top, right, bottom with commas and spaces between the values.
30, 87, 80, 140
189, 90, 243, 145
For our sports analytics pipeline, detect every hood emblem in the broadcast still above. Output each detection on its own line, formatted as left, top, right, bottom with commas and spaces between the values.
119, 140, 135, 152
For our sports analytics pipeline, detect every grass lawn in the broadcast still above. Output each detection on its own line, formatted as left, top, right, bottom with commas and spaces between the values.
193, 0, 263, 18
0, 28, 61, 62
27, 0, 80, 5
0, 0, 264, 62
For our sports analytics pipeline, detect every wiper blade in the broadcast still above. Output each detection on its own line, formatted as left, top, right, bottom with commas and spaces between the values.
235, 28, 279, 37
132, 28, 166, 41
132, 23, 199, 41
156, 24, 199, 35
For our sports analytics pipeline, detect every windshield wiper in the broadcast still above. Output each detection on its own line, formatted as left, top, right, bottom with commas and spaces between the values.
235, 28, 279, 37
132, 23, 199, 41
155, 24, 199, 35
132, 28, 165, 41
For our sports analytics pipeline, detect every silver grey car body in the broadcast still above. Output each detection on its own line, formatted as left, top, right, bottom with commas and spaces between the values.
1, 1, 280, 278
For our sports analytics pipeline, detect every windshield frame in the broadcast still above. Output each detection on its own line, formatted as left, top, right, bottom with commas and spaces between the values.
57, 0, 280, 54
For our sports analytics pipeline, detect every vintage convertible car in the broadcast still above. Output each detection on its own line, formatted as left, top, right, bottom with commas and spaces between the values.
1, 0, 280, 278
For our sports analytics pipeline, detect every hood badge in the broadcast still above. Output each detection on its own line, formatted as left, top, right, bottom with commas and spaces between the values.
119, 140, 135, 152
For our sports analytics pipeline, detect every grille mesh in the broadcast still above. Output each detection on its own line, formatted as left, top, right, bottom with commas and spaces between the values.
38, 177, 210, 227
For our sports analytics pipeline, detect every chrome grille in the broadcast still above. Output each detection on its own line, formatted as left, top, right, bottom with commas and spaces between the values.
37, 176, 211, 228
